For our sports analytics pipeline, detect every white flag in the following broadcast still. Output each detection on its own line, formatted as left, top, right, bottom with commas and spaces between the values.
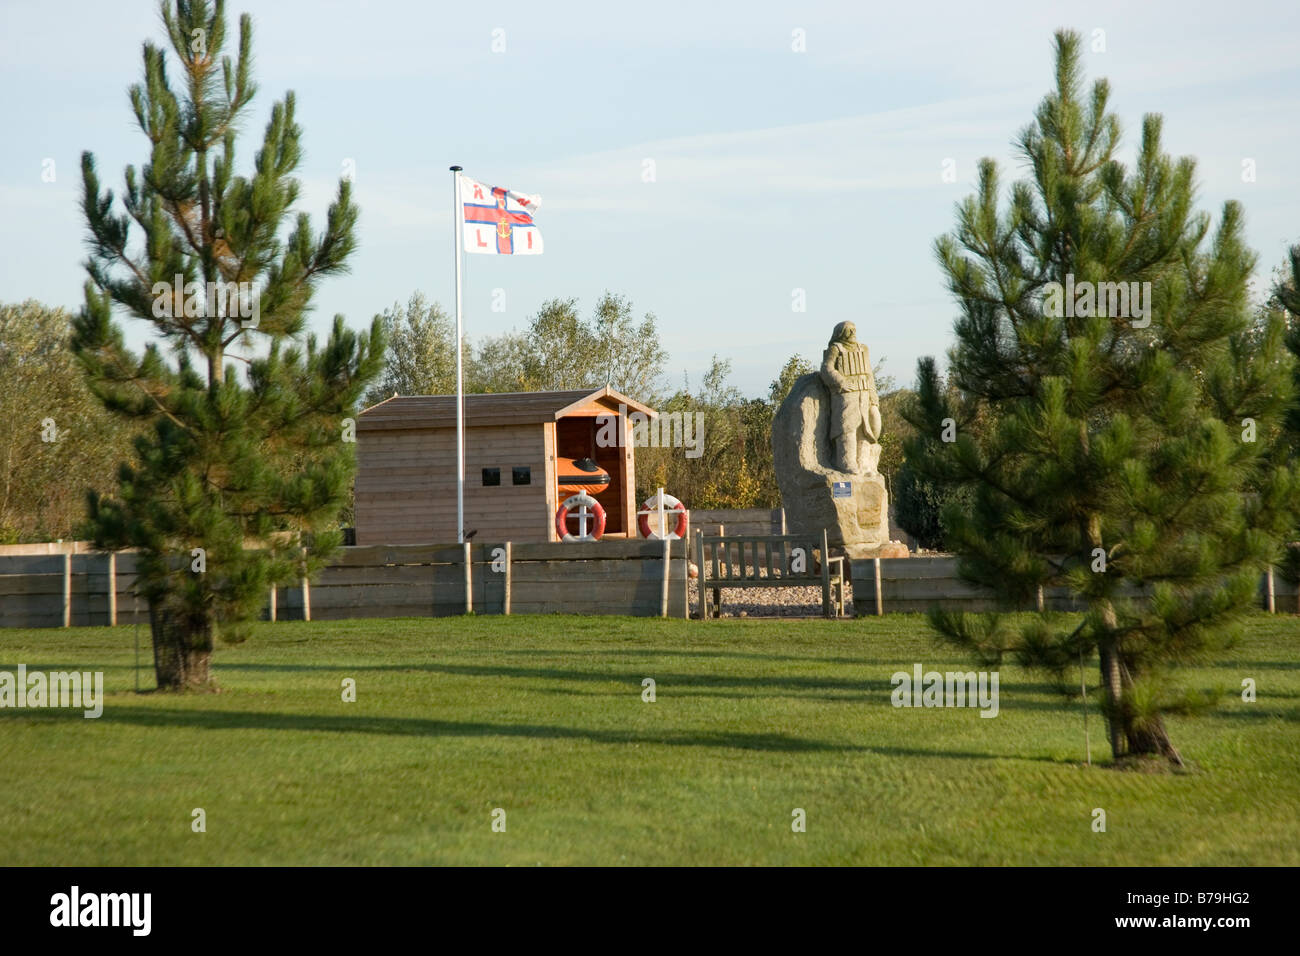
460, 175, 543, 255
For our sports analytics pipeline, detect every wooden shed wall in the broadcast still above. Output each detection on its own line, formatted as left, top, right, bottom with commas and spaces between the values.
355, 423, 552, 544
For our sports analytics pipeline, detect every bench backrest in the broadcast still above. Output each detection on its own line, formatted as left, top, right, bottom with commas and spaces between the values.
693, 530, 829, 584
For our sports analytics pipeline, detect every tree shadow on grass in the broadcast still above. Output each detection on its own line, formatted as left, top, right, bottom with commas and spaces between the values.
524, 685, 884, 704
1211, 708, 1300, 722
221, 660, 890, 693
0, 660, 139, 674
18, 705, 866, 753
484, 647, 919, 668
865, 745, 1063, 763
205, 662, 1086, 716
1208, 660, 1300, 671
2, 706, 1080, 763
215, 648, 914, 671
215, 660, 1067, 703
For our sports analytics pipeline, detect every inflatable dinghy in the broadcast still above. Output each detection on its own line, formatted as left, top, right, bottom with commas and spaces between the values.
556, 456, 611, 496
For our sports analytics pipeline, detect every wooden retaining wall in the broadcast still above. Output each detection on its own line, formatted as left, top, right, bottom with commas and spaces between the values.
0, 541, 690, 628
850, 556, 1297, 615
4, 546, 1291, 627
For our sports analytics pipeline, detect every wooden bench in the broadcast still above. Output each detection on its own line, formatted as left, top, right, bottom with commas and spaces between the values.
692, 529, 845, 619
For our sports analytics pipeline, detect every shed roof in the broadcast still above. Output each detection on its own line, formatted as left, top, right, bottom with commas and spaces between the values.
358, 386, 657, 431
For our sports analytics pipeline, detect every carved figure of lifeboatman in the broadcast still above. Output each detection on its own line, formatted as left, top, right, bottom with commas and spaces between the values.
820, 320, 881, 473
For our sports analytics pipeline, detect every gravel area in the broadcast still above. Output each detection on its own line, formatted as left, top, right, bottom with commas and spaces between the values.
688, 578, 855, 618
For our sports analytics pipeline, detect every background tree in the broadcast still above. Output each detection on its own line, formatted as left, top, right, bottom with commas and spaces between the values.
903, 31, 1296, 766
515, 296, 592, 390
769, 354, 814, 406
638, 357, 754, 507
590, 292, 667, 400
73, 0, 382, 689
892, 368, 992, 550
364, 292, 456, 405
0, 301, 138, 542
1271, 243, 1300, 593
470, 293, 668, 396
892, 457, 973, 553
472, 328, 538, 392
640, 354, 829, 509
867, 361, 902, 479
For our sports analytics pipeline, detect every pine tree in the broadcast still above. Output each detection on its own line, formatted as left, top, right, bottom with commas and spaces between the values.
903, 31, 1297, 766
1272, 246, 1300, 444
73, 0, 383, 689
1272, 244, 1300, 592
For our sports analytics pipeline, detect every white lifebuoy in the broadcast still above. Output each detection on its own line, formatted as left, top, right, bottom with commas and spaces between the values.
556, 492, 606, 542
638, 492, 688, 540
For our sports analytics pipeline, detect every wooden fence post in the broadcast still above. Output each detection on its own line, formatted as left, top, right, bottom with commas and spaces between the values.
62, 551, 72, 628
269, 586, 277, 622
659, 489, 671, 618
874, 557, 883, 617
694, 529, 707, 621
713, 525, 724, 618
1266, 566, 1275, 613
660, 536, 671, 619
820, 529, 832, 619
463, 541, 473, 614
107, 551, 117, 627
133, 591, 140, 692
503, 542, 512, 616
300, 547, 311, 622
680, 530, 689, 619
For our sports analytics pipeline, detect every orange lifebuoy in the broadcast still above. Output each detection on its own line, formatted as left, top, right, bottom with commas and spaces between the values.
556, 492, 606, 542
638, 492, 688, 539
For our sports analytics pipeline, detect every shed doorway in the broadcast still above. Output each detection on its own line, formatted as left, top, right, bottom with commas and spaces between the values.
556, 415, 628, 535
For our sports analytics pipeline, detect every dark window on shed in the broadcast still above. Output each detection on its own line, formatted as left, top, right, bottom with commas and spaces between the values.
512, 466, 531, 486
482, 467, 500, 486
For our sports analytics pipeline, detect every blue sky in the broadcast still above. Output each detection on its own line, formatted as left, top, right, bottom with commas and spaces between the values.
2, 0, 1298, 396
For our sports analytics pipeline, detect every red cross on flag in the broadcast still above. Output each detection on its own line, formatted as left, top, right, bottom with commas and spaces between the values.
460, 175, 543, 255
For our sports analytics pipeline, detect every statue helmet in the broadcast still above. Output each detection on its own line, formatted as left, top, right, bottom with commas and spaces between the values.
830, 321, 858, 344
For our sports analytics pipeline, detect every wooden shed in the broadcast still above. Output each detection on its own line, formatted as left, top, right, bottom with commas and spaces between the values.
354, 387, 657, 544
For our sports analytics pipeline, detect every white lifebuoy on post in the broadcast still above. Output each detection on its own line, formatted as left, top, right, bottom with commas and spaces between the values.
556, 492, 606, 542
638, 492, 688, 540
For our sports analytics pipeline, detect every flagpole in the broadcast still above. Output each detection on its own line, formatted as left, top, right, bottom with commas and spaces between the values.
450, 165, 465, 544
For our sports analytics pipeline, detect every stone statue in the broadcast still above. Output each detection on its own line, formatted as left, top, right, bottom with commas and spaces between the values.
772, 323, 905, 560
820, 321, 882, 473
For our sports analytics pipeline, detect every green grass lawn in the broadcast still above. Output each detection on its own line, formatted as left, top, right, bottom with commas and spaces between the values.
1, 613, 1296, 865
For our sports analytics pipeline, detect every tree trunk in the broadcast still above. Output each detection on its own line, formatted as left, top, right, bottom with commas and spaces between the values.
1098, 608, 1185, 767
148, 599, 214, 690
1097, 636, 1125, 759
1085, 506, 1182, 767
1126, 714, 1184, 766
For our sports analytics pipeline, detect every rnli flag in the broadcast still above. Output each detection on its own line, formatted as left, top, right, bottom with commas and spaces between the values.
460, 175, 543, 255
